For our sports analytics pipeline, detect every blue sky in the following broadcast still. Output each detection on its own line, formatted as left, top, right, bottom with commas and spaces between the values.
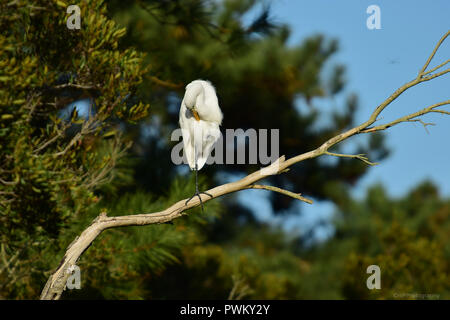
271, 0, 450, 197
238, 0, 450, 240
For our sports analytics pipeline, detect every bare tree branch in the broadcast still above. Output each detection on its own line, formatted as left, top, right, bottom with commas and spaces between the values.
40, 30, 450, 300
361, 100, 450, 133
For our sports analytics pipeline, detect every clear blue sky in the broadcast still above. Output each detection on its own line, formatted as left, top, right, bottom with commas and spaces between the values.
238, 0, 450, 241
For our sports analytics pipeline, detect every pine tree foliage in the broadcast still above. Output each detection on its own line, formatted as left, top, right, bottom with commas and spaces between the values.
0, 0, 149, 298
340, 182, 449, 299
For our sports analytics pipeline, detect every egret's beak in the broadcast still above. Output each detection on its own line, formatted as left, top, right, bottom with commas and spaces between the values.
192, 108, 200, 121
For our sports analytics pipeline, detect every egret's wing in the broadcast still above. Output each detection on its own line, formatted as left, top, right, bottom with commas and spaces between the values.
179, 106, 197, 170
181, 126, 196, 170
195, 122, 221, 171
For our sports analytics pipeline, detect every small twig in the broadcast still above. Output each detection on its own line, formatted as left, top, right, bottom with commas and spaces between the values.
52, 116, 99, 157
0, 244, 21, 276
421, 68, 450, 81
419, 30, 450, 76
0, 177, 18, 186
82, 137, 126, 189
148, 75, 183, 89
431, 109, 450, 116
53, 83, 98, 90
246, 184, 313, 204
228, 274, 253, 300
33, 122, 72, 154
325, 151, 379, 166
423, 59, 450, 76
406, 119, 435, 134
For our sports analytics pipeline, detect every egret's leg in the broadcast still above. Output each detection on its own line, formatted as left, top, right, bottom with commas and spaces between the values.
185, 138, 212, 210
185, 164, 213, 211
194, 163, 213, 197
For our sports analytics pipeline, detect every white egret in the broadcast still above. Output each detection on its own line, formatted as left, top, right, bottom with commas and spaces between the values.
179, 79, 223, 210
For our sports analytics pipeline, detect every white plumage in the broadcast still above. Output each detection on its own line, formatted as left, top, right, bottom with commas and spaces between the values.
179, 80, 223, 171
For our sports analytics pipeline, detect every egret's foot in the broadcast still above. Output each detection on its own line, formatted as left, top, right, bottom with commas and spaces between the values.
185, 191, 213, 212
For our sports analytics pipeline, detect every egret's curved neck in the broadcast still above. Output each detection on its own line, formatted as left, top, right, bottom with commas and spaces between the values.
184, 82, 203, 108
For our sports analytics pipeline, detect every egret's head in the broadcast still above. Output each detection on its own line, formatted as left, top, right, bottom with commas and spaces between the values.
184, 81, 204, 121
183, 79, 222, 124
189, 107, 201, 121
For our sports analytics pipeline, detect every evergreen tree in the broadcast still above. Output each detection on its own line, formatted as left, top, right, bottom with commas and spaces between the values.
0, 0, 149, 298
